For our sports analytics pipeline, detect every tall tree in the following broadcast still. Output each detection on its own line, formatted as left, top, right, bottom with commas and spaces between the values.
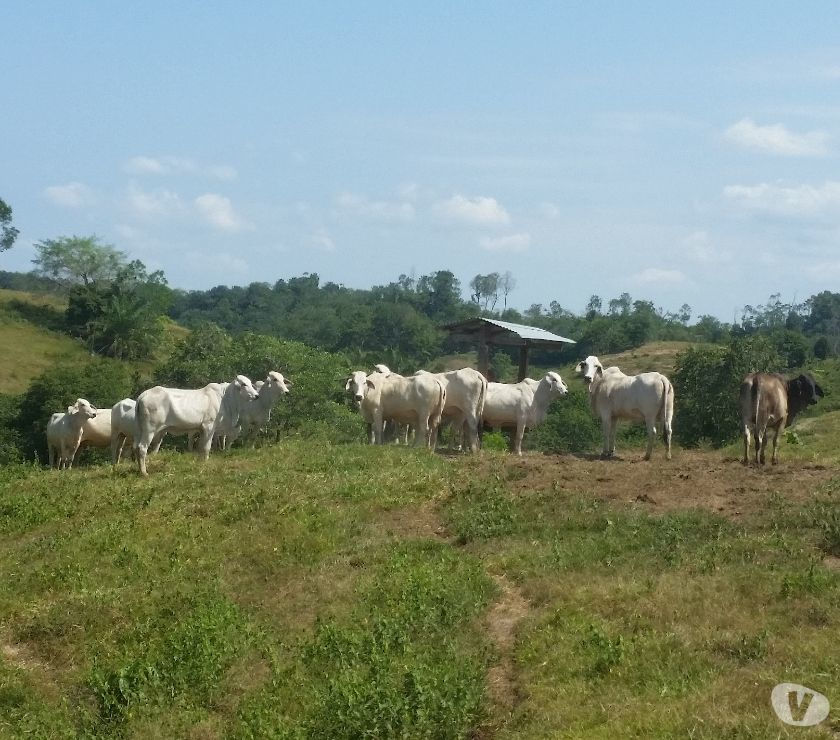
0, 198, 19, 252
32, 235, 126, 287
500, 271, 516, 309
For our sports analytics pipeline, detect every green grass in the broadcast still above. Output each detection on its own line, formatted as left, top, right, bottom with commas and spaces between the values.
2, 442, 840, 738
0, 289, 88, 394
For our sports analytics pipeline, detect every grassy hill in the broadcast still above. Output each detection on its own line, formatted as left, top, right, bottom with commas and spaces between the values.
597, 340, 696, 376
0, 289, 189, 395
0, 289, 89, 394
2, 441, 839, 738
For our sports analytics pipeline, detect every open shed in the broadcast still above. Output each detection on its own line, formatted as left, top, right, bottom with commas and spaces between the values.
442, 317, 576, 381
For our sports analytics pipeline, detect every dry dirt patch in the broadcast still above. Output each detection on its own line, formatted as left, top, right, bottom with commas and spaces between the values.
491, 449, 836, 521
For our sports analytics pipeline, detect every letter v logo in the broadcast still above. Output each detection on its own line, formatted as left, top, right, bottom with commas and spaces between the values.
771, 683, 830, 726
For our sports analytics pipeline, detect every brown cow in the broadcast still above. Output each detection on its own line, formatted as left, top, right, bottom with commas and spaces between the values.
739, 372, 824, 465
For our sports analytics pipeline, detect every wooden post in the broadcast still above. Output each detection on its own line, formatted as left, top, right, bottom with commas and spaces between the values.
517, 343, 529, 381
478, 324, 490, 378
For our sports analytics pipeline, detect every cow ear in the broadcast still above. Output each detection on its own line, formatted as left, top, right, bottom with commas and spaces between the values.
285, 379, 292, 386
366, 378, 376, 390
595, 365, 603, 377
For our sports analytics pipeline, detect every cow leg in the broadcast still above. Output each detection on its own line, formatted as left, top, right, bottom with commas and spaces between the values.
48, 444, 55, 469
742, 425, 751, 465
415, 414, 430, 449
771, 421, 785, 465
600, 417, 611, 458
196, 424, 214, 460
150, 432, 165, 454
465, 416, 479, 454
365, 422, 374, 445
372, 413, 384, 445
111, 432, 123, 466
756, 426, 767, 465
644, 420, 656, 460
513, 421, 525, 456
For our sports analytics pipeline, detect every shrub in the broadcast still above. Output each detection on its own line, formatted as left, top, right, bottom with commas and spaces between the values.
673, 336, 781, 447
525, 387, 601, 454
155, 327, 357, 442
0, 394, 24, 464
16, 359, 133, 463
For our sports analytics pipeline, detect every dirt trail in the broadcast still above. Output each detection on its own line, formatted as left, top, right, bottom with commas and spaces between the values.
485, 573, 530, 712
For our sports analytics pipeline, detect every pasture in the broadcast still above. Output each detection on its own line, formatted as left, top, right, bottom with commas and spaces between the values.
2, 441, 839, 738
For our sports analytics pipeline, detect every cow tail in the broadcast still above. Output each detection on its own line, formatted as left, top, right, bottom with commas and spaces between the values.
431, 383, 446, 433
475, 374, 487, 442
751, 376, 761, 431
659, 377, 674, 441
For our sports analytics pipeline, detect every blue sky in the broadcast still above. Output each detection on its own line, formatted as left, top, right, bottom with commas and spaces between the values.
3, 3, 840, 320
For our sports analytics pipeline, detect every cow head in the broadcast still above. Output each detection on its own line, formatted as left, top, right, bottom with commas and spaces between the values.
71, 398, 98, 419
576, 356, 604, 385
234, 374, 260, 400
345, 370, 369, 407
265, 371, 292, 395
787, 373, 824, 419
545, 371, 569, 396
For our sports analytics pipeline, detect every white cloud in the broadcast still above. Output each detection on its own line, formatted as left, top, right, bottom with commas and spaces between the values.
630, 268, 686, 285
335, 192, 415, 221
114, 223, 142, 241
479, 233, 531, 253
723, 181, 840, 218
724, 118, 829, 156
397, 182, 420, 201
811, 65, 840, 80
194, 193, 248, 231
186, 250, 249, 275
125, 183, 184, 219
43, 182, 96, 208
124, 155, 237, 180
538, 202, 561, 219
308, 228, 335, 252
206, 164, 238, 180
805, 260, 840, 280
434, 194, 510, 225
683, 231, 732, 264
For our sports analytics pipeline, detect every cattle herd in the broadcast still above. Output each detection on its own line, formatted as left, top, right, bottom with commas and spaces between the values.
44, 355, 825, 476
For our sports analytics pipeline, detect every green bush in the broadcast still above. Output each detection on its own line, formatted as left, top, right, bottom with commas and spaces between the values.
0, 394, 24, 464
525, 387, 601, 454
673, 336, 781, 447
155, 326, 358, 442
16, 358, 134, 463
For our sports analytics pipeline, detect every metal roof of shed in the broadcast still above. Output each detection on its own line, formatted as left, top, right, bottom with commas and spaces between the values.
442, 317, 576, 346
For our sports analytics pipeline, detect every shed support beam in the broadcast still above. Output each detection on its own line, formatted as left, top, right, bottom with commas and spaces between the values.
517, 344, 529, 381
478, 325, 491, 378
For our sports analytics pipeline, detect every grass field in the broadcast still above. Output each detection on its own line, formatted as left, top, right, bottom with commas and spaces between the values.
0, 289, 88, 394
2, 440, 840, 738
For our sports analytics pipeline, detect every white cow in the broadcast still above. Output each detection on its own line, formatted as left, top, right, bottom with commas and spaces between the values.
46, 398, 98, 469
225, 371, 292, 447
346, 370, 445, 448
348, 366, 412, 445
134, 375, 259, 475
482, 372, 568, 455
414, 368, 487, 453
111, 398, 137, 465
73, 407, 112, 464
576, 355, 674, 460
